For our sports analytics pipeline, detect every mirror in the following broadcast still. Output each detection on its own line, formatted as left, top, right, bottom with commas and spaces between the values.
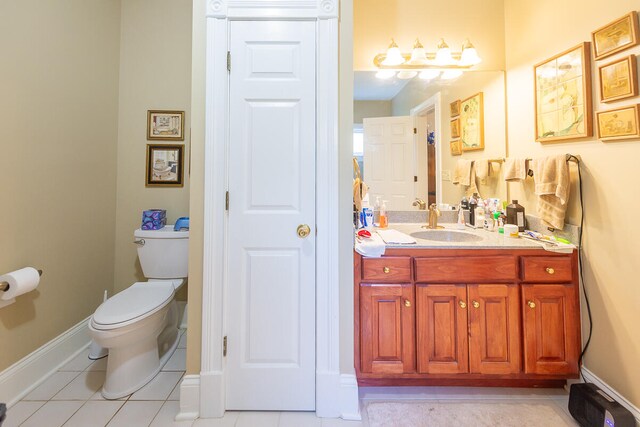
353, 70, 507, 211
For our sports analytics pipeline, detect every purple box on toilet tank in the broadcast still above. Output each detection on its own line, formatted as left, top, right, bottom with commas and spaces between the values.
141, 209, 167, 230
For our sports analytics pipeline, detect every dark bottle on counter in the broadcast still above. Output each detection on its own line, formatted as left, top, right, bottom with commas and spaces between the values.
506, 200, 526, 232
468, 193, 478, 227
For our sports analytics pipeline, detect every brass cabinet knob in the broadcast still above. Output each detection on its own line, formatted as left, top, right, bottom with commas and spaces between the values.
545, 267, 555, 275
383, 267, 391, 274
459, 300, 467, 309
472, 300, 480, 309
404, 299, 411, 307
297, 224, 311, 238
527, 300, 536, 309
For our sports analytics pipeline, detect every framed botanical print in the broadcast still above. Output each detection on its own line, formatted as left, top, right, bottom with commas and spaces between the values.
460, 92, 484, 151
147, 110, 185, 140
450, 100, 461, 117
596, 104, 640, 141
599, 55, 638, 103
592, 12, 639, 60
450, 118, 461, 139
534, 42, 593, 142
146, 144, 185, 187
450, 139, 462, 156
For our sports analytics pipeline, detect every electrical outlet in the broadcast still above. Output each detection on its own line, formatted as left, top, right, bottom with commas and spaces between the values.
442, 170, 452, 181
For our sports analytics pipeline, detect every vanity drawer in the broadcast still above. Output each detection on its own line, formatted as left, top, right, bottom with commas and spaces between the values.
362, 257, 412, 282
415, 256, 516, 283
521, 256, 573, 282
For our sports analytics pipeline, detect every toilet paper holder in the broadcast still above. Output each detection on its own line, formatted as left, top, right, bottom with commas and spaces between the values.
0, 269, 43, 292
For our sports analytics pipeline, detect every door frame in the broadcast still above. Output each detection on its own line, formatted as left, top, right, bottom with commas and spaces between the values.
198, 0, 355, 419
410, 93, 442, 206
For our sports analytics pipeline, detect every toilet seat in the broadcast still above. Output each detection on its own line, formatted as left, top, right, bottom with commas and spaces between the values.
91, 282, 175, 330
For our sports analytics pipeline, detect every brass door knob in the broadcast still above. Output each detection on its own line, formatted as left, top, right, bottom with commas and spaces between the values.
545, 267, 555, 274
404, 299, 411, 307
472, 300, 480, 309
297, 224, 311, 238
527, 300, 536, 309
459, 300, 467, 309
383, 267, 390, 274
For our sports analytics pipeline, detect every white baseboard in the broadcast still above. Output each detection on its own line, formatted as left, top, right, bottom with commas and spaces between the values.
581, 367, 640, 424
0, 317, 91, 407
199, 371, 225, 418
175, 374, 200, 421
338, 374, 361, 420
316, 371, 361, 420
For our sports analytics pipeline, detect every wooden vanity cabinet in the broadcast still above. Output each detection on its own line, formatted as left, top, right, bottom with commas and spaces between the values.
355, 248, 581, 387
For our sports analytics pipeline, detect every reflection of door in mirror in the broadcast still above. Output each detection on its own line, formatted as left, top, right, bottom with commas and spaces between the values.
414, 109, 437, 206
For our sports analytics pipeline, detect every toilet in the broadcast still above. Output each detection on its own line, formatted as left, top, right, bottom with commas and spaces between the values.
88, 225, 188, 399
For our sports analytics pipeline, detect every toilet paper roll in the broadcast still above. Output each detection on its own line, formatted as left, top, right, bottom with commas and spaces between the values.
0, 267, 40, 300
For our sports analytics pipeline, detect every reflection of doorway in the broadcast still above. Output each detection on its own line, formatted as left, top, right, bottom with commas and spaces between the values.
426, 114, 436, 206
411, 93, 442, 207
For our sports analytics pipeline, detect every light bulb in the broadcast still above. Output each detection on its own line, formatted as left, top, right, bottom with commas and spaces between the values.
407, 39, 428, 65
441, 70, 463, 80
434, 38, 453, 66
460, 39, 481, 66
375, 70, 396, 79
397, 71, 418, 80
419, 70, 440, 80
381, 39, 405, 66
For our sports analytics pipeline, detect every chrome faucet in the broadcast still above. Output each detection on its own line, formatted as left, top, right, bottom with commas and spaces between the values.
427, 203, 441, 229
413, 198, 427, 210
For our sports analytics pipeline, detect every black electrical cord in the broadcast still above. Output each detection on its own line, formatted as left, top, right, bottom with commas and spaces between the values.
568, 154, 592, 382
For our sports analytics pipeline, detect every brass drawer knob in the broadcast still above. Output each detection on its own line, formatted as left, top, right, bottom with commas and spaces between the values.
545, 267, 555, 275
472, 300, 480, 309
383, 267, 390, 274
527, 300, 536, 309
459, 300, 467, 309
404, 299, 411, 307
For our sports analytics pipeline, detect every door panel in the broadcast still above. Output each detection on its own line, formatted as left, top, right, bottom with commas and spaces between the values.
416, 284, 469, 374
468, 284, 521, 374
226, 20, 316, 411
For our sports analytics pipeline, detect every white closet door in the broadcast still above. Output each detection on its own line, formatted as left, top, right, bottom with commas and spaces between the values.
363, 116, 415, 210
226, 20, 316, 411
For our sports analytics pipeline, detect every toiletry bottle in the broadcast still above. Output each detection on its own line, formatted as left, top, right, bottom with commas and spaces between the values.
456, 205, 466, 229
475, 198, 485, 230
460, 196, 469, 210
468, 193, 478, 227
379, 200, 388, 229
374, 196, 381, 227
506, 200, 526, 232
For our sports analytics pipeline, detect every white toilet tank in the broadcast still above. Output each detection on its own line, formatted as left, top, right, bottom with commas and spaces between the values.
134, 226, 189, 279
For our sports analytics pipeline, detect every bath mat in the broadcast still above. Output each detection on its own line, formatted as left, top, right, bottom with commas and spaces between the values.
365, 401, 572, 427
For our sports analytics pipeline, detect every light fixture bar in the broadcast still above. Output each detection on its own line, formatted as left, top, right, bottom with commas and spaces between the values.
373, 53, 473, 70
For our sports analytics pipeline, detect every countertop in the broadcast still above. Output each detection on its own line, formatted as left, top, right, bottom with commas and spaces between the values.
372, 223, 575, 251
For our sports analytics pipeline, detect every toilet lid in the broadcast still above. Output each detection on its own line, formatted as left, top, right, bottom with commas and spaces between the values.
92, 282, 174, 326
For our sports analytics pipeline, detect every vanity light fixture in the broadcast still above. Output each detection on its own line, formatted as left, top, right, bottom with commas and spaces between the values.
397, 70, 418, 79
434, 38, 454, 66
441, 69, 464, 80
381, 39, 405, 66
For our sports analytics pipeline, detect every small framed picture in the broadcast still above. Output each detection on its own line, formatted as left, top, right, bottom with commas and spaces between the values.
596, 104, 640, 141
450, 139, 462, 156
592, 12, 639, 60
460, 92, 484, 151
146, 144, 185, 187
450, 100, 461, 117
599, 55, 638, 103
450, 118, 461, 139
147, 110, 185, 140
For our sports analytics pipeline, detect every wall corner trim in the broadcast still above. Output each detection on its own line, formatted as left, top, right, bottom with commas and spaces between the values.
316, 371, 361, 420
581, 367, 640, 424
0, 317, 91, 407
176, 374, 201, 421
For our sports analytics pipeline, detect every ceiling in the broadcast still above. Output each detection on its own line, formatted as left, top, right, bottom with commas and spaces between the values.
353, 71, 411, 101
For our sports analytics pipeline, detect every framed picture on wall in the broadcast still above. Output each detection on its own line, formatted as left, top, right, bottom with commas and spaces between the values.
146, 144, 185, 187
591, 11, 639, 60
598, 55, 638, 103
450, 139, 462, 156
147, 110, 185, 141
450, 100, 461, 117
460, 92, 484, 151
533, 42, 592, 142
596, 104, 640, 141
450, 118, 461, 139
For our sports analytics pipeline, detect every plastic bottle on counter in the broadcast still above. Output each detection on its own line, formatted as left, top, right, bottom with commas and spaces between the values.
475, 198, 485, 230
379, 200, 389, 229
506, 200, 526, 232
468, 193, 478, 227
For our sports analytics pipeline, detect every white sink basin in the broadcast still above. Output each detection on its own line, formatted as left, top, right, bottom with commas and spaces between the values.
410, 229, 485, 243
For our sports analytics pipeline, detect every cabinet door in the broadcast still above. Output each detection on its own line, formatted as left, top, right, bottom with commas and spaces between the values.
416, 284, 469, 374
360, 283, 415, 374
468, 284, 521, 374
522, 284, 580, 375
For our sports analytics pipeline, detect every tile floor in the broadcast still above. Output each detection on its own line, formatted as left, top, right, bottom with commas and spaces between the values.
5, 328, 578, 426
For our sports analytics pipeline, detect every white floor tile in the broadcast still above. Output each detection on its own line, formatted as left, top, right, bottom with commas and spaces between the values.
235, 411, 280, 427
192, 411, 239, 427
63, 400, 124, 427
86, 356, 108, 372
53, 370, 105, 400
106, 400, 163, 426
21, 401, 84, 427
149, 401, 193, 427
2, 401, 45, 427
89, 390, 129, 401
23, 372, 80, 401
59, 348, 93, 372
130, 372, 184, 401
162, 348, 186, 371
279, 412, 321, 427
178, 332, 188, 349
168, 375, 184, 401
321, 418, 364, 427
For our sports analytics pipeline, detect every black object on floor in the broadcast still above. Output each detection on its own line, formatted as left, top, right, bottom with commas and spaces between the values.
569, 383, 635, 427
0, 403, 6, 427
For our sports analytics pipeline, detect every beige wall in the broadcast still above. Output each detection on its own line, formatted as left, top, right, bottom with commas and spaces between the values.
354, 100, 391, 124
354, 0, 505, 71
113, 0, 192, 297
504, 0, 640, 406
0, 0, 121, 372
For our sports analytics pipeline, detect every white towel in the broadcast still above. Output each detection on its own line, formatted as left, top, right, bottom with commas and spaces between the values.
376, 229, 417, 245
504, 158, 529, 181
532, 155, 570, 230
355, 232, 386, 257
